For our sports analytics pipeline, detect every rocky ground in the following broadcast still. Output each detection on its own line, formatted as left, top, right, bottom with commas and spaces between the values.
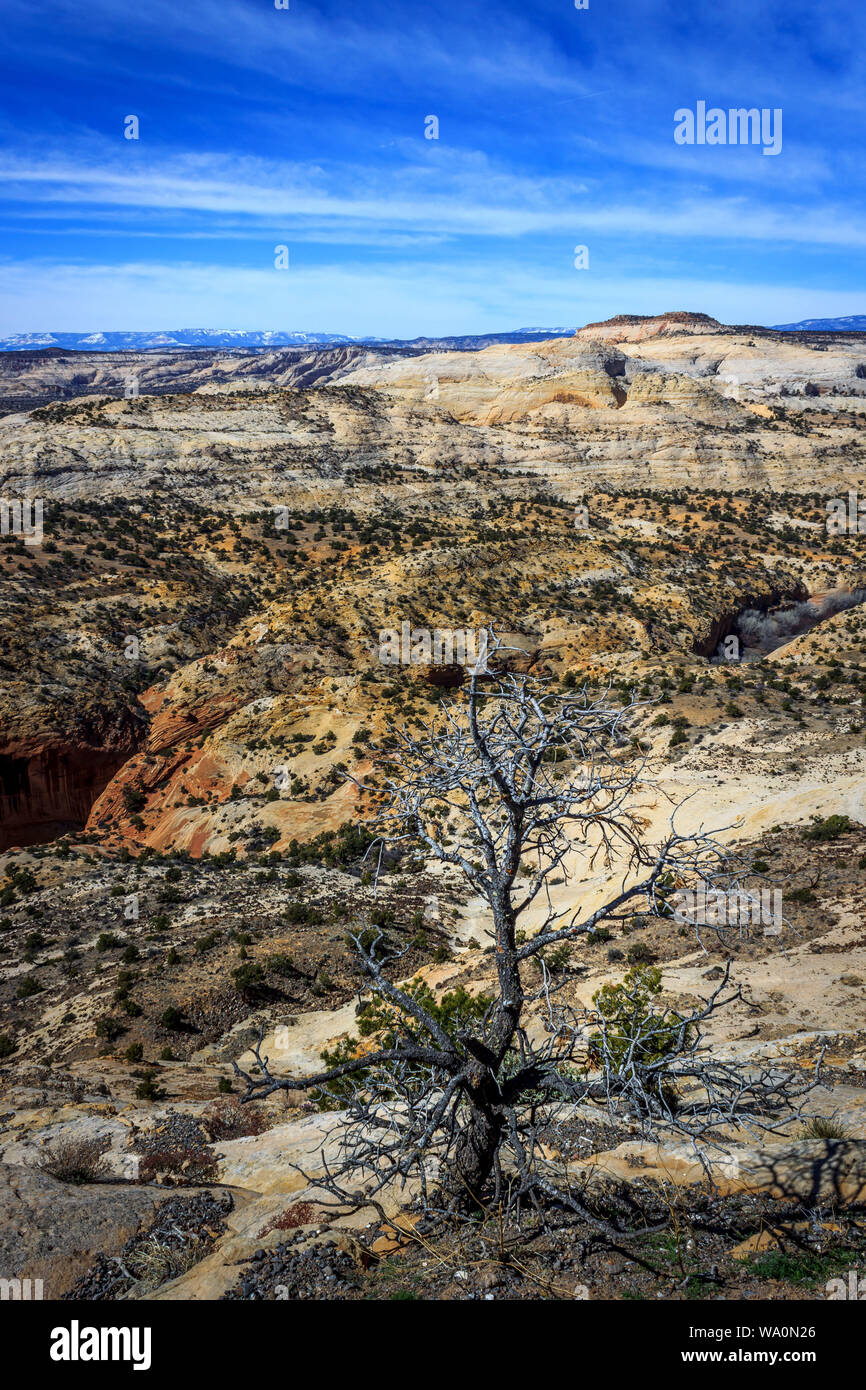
218, 1188, 866, 1303
0, 314, 865, 1300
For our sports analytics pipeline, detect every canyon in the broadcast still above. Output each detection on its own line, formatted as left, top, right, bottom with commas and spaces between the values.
0, 312, 865, 1301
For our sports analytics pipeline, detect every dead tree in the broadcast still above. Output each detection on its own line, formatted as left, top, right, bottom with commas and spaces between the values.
234, 633, 816, 1221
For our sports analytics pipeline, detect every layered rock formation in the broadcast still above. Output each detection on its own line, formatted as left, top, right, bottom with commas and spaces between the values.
0, 316, 865, 1300
1, 318, 865, 505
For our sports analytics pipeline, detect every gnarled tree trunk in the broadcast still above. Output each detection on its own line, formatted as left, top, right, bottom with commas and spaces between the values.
447, 1067, 503, 1210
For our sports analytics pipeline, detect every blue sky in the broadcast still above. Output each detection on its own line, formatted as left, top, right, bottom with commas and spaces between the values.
1, 0, 865, 335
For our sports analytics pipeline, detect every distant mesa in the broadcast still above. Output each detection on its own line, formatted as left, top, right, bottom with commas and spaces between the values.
575, 311, 724, 342
579, 311, 721, 330
573, 309, 866, 343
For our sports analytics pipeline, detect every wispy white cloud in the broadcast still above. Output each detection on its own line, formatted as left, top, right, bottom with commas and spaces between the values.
2, 145, 866, 249
16, 0, 594, 102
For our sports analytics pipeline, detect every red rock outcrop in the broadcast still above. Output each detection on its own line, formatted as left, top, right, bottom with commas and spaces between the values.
0, 739, 138, 850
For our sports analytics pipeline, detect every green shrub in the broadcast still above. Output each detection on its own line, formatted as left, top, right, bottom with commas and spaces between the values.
284, 901, 324, 925
369, 905, 395, 929
95, 1016, 126, 1041
231, 962, 265, 994
16, 974, 43, 999
533, 944, 572, 975
348, 927, 389, 959
285, 823, 376, 869
135, 1070, 165, 1101
626, 940, 657, 965
265, 953, 295, 978
803, 814, 851, 842
586, 926, 612, 944
316, 979, 493, 1109
788, 886, 816, 904
589, 966, 691, 1072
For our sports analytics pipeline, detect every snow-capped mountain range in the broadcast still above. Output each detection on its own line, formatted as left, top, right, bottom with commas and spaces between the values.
0, 330, 360, 352
0, 328, 580, 353
772, 316, 866, 332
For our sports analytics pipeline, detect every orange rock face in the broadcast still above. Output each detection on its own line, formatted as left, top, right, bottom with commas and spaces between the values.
0, 739, 139, 851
